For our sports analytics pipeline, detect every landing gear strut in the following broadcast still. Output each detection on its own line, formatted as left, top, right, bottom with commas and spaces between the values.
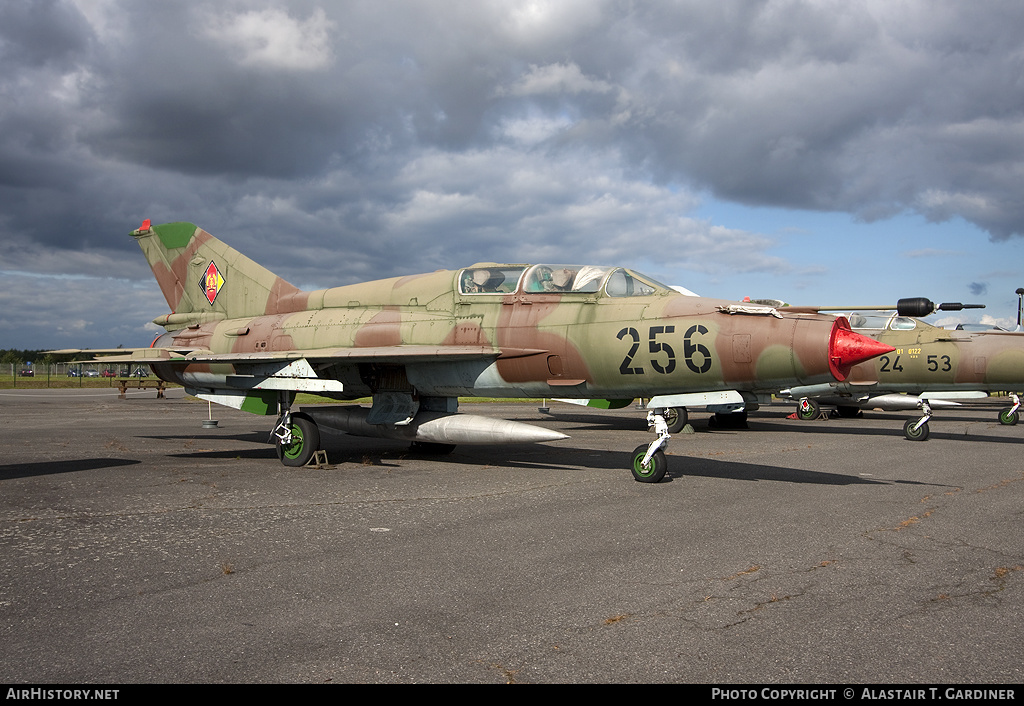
998, 394, 1020, 426
904, 400, 931, 441
631, 408, 670, 483
271, 393, 322, 467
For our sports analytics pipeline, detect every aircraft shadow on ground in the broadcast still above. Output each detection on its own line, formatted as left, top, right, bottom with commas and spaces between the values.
745, 416, 1024, 445
2, 431, 937, 489
669, 457, 935, 487
122, 411, 991, 481
158, 435, 923, 488
167, 448, 279, 460
137, 431, 270, 445
0, 457, 141, 480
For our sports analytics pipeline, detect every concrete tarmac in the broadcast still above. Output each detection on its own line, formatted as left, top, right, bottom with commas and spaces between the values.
1, 389, 1022, 684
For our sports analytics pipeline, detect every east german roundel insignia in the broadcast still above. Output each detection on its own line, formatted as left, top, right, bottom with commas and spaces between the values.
201, 261, 224, 305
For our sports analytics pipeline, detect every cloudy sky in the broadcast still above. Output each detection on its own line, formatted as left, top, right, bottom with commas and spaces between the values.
3, 0, 1024, 349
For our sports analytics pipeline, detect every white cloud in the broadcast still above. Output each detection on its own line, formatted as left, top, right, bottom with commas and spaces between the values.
915, 189, 995, 220
495, 113, 574, 145
980, 314, 1016, 330
199, 7, 335, 70
498, 62, 614, 97
902, 248, 960, 258
494, 0, 607, 44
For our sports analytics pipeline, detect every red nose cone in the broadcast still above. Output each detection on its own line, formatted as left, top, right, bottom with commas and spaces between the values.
828, 316, 895, 381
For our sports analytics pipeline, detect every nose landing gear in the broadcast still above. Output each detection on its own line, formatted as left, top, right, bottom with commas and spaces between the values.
631, 408, 671, 483
904, 400, 932, 441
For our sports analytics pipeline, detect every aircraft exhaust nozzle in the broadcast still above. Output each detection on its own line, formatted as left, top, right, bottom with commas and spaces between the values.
307, 407, 569, 446
828, 317, 896, 381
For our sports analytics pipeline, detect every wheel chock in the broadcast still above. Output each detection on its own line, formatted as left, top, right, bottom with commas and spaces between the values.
306, 449, 330, 468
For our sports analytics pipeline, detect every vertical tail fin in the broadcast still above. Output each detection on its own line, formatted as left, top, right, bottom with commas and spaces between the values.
131, 221, 308, 324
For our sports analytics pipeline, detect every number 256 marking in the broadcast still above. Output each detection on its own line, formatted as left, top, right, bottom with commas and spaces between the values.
617, 325, 712, 375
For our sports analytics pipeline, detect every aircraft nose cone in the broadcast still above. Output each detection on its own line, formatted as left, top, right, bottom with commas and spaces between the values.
828, 317, 895, 381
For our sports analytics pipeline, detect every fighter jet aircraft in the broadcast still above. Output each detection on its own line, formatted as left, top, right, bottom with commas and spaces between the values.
59, 220, 894, 482
777, 298, 1024, 440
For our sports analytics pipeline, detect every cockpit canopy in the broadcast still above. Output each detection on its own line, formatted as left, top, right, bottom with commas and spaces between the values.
846, 312, 919, 332
458, 264, 669, 298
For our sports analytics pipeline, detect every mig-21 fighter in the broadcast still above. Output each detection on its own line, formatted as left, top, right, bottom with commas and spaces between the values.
61, 220, 894, 482
777, 298, 1024, 440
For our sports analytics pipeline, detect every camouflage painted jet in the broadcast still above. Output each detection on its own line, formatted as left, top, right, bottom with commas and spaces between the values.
777, 298, 1024, 440
64, 220, 894, 482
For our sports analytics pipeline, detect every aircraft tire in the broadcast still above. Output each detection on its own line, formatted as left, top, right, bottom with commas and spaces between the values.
631, 444, 667, 483
664, 407, 688, 434
276, 413, 321, 467
998, 408, 1019, 426
796, 398, 820, 421
903, 419, 930, 441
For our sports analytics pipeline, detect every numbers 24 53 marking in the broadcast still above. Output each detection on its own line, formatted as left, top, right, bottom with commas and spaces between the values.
879, 354, 951, 373
617, 325, 712, 375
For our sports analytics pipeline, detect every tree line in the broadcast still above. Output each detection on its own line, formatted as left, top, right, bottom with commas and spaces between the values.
1, 349, 82, 370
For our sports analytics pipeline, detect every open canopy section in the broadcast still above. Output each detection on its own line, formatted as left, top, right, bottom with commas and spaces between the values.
458, 265, 671, 298
846, 312, 920, 332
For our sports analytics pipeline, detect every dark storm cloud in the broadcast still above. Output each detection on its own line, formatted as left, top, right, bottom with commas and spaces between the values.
4, 0, 1024, 347
605, 2, 1024, 235
11, 1, 1024, 234
969, 282, 988, 296
0, 0, 92, 70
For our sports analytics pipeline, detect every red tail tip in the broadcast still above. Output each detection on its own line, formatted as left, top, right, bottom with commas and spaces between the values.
828, 317, 895, 381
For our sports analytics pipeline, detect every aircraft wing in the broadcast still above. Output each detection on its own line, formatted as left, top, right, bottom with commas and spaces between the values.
49, 345, 519, 365
190, 345, 543, 364
53, 344, 518, 399
49, 347, 195, 363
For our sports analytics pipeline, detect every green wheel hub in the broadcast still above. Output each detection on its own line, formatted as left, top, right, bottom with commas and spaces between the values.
276, 413, 320, 467
630, 444, 667, 483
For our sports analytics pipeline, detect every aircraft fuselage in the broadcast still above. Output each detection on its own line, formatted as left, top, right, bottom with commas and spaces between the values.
150, 267, 864, 402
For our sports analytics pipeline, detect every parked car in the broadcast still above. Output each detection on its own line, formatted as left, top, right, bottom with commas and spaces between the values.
67, 369, 81, 377
101, 369, 116, 378
19, 369, 34, 377
84, 370, 99, 377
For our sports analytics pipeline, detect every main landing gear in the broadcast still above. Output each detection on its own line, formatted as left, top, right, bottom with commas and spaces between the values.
796, 398, 822, 421
907, 393, 1023, 438
631, 408, 671, 483
272, 408, 321, 467
270, 392, 323, 467
663, 406, 688, 434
